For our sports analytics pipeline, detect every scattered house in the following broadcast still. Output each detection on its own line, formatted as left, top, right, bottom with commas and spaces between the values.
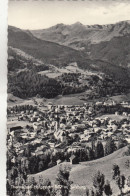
115, 111, 119, 116
56, 159, 62, 165
37, 118, 41, 122
123, 112, 128, 116
9, 126, 23, 138
54, 130, 67, 142
33, 122, 42, 131
30, 110, 33, 114
11, 156, 16, 163
48, 102, 53, 110
10, 126, 23, 133
48, 142, 55, 148
21, 157, 29, 167
26, 110, 29, 115
35, 151, 43, 156
69, 154, 79, 164
96, 102, 102, 106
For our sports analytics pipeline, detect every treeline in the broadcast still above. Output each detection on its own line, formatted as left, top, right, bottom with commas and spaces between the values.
57, 73, 81, 83
7, 105, 37, 114
8, 70, 62, 99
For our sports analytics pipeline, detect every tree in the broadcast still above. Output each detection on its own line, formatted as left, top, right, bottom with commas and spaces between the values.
95, 189, 101, 196
79, 149, 88, 162
116, 175, 125, 196
90, 188, 95, 196
112, 164, 120, 180
93, 171, 105, 196
37, 177, 55, 196
55, 166, 72, 196
88, 148, 95, 160
7, 180, 12, 196
86, 188, 89, 196
28, 176, 37, 186
125, 159, 130, 169
38, 176, 51, 187
95, 141, 104, 159
42, 178, 52, 186
117, 138, 127, 149
104, 180, 112, 196
127, 176, 130, 187
105, 137, 116, 156
11, 167, 18, 184
28, 177, 37, 196
38, 160, 44, 172
112, 164, 125, 196
23, 145, 31, 157
126, 144, 130, 156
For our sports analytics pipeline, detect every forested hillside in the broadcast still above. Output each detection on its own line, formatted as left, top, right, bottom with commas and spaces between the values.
8, 70, 62, 99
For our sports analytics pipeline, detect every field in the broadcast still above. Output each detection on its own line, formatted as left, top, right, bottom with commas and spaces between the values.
99, 114, 129, 121
39, 71, 62, 78
7, 93, 35, 107
109, 93, 130, 103
38, 63, 84, 78
7, 120, 32, 129
8, 93, 86, 106
8, 92, 130, 108
46, 95, 85, 105
30, 147, 130, 196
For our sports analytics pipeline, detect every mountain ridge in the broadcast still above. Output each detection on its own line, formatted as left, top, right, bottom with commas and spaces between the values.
29, 20, 130, 68
30, 20, 130, 45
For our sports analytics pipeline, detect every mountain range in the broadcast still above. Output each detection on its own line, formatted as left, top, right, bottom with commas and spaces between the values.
8, 21, 130, 86
31, 21, 130, 45
31, 21, 130, 67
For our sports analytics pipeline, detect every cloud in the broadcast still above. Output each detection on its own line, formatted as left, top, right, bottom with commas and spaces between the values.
8, 0, 130, 29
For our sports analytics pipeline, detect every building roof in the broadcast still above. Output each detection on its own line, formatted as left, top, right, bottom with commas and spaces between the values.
10, 126, 23, 132
70, 154, 76, 160
57, 159, 62, 163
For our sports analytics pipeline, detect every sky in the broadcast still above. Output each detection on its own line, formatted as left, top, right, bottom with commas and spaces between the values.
8, 0, 130, 30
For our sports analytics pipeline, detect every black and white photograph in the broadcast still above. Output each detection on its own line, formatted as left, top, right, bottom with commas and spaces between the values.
7, 0, 130, 195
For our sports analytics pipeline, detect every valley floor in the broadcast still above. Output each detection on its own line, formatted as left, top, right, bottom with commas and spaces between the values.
8, 92, 130, 107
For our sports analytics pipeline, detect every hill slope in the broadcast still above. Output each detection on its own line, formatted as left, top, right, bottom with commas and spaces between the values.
8, 26, 87, 67
30, 147, 130, 195
90, 34, 130, 67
